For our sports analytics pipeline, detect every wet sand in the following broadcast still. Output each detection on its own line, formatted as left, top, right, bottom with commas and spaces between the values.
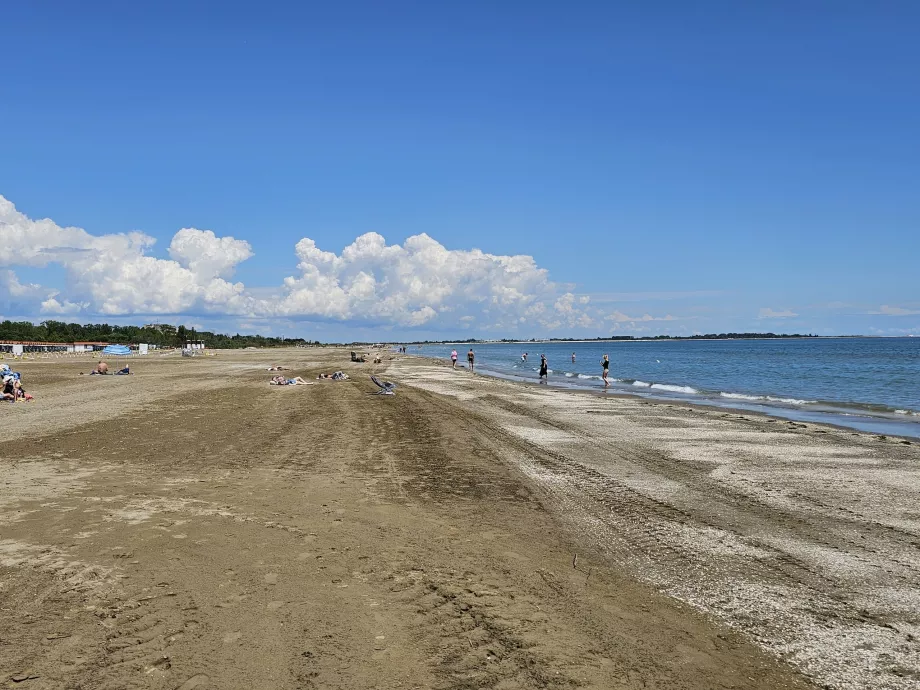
1, 349, 916, 689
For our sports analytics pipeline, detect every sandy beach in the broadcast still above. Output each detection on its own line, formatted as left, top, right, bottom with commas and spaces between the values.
2, 348, 917, 690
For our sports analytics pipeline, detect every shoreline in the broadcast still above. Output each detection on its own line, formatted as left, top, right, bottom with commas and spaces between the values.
406, 353, 920, 441
387, 354, 920, 690
401, 335, 914, 345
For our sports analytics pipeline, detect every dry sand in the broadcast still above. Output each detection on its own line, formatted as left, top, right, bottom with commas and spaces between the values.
1, 349, 916, 689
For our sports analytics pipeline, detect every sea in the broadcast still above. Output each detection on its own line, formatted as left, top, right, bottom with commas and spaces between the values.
403, 338, 920, 439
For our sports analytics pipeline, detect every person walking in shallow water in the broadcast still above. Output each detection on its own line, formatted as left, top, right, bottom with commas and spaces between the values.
601, 354, 610, 386
467, 348, 475, 372
450, 349, 458, 368
572, 352, 576, 363
539, 354, 549, 383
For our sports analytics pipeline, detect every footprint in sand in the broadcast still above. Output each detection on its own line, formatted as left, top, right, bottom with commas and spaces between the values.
264, 572, 278, 584
267, 601, 284, 611
223, 631, 242, 643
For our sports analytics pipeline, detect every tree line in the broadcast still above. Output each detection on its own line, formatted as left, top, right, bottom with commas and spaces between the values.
0, 320, 316, 349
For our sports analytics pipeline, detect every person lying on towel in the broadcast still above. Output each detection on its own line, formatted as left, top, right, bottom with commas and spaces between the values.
270, 375, 311, 385
316, 371, 349, 380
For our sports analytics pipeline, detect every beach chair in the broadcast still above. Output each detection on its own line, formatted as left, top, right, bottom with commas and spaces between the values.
370, 375, 397, 396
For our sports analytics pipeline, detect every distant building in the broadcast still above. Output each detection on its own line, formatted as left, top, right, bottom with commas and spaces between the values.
0, 340, 110, 354
184, 339, 206, 350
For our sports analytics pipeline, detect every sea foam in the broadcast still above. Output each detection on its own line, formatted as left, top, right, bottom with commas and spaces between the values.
720, 392, 761, 401
719, 392, 813, 405
650, 383, 698, 395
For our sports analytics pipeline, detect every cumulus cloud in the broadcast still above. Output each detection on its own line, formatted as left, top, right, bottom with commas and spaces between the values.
168, 229, 253, 280
869, 305, 920, 316
268, 231, 560, 327
0, 269, 44, 299
758, 307, 798, 319
40, 297, 88, 315
0, 194, 591, 331
0, 196, 252, 316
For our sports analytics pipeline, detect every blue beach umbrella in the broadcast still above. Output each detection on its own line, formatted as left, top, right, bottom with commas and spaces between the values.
101, 344, 132, 373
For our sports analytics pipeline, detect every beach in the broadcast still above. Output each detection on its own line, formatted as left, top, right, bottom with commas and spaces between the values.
2, 349, 917, 690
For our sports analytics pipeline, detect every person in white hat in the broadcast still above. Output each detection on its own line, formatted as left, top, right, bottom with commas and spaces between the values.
2, 375, 16, 402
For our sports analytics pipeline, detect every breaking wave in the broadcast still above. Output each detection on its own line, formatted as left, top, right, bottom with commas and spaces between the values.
720, 392, 815, 406
650, 383, 699, 395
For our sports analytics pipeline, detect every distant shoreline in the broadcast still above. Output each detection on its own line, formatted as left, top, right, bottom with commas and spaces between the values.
399, 334, 913, 346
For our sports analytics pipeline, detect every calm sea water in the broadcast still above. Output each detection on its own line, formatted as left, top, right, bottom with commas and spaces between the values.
406, 338, 920, 438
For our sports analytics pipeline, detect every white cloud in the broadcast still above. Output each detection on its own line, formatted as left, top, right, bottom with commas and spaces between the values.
758, 307, 798, 319
0, 194, 592, 331
605, 310, 676, 323
168, 229, 253, 280
0, 269, 45, 299
0, 195, 252, 316
869, 305, 920, 316
0, 269, 69, 313
40, 297, 88, 315
270, 231, 560, 327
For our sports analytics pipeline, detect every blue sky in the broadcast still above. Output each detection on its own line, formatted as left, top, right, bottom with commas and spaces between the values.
1, 1, 918, 340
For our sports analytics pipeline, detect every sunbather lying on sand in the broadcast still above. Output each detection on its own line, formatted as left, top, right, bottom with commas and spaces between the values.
267, 366, 286, 371
89, 361, 109, 375
270, 375, 312, 386
316, 371, 349, 380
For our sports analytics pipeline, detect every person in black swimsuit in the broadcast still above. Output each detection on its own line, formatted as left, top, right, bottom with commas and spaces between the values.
601, 354, 610, 386
539, 354, 548, 383
467, 348, 475, 372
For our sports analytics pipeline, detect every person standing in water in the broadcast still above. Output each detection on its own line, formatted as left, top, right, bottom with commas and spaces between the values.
521, 352, 528, 362
467, 348, 475, 372
571, 352, 576, 363
450, 349, 458, 368
601, 354, 610, 386
539, 354, 548, 383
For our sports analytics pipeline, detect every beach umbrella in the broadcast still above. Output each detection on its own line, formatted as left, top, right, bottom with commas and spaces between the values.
102, 344, 132, 372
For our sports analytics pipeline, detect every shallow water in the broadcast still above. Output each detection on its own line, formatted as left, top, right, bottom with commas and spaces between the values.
408, 338, 920, 438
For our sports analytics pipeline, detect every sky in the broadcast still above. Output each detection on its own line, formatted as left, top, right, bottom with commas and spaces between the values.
1, 1, 918, 340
